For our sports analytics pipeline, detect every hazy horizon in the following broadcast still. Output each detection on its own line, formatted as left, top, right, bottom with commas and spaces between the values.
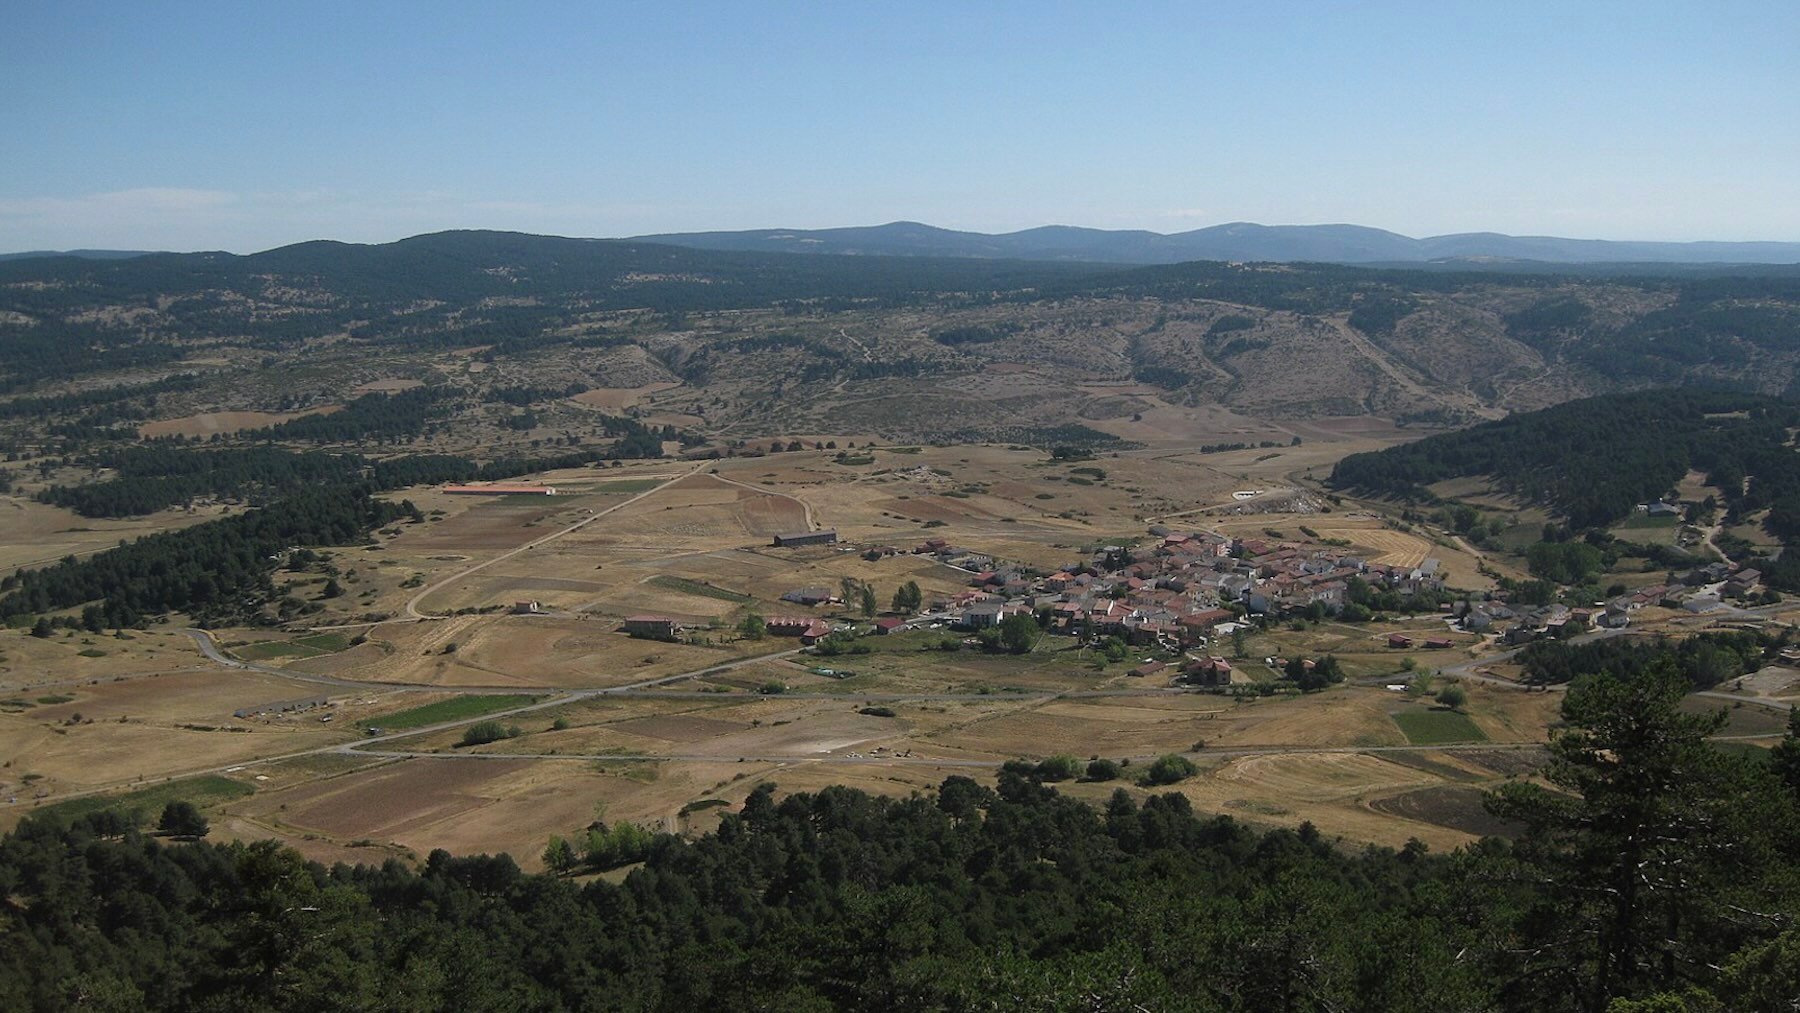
11, 217, 1800, 261
5, 2, 1797, 253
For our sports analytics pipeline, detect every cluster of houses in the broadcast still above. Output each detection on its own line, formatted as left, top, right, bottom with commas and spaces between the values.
618, 518, 1775, 655
1456, 559, 1770, 645
616, 527, 1447, 653
1457, 600, 1611, 643
913, 528, 1449, 653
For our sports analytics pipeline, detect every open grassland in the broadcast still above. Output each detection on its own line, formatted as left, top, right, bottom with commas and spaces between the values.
0, 421, 1603, 862
1173, 752, 1479, 850
233, 632, 355, 661
137, 406, 342, 439
0, 496, 229, 577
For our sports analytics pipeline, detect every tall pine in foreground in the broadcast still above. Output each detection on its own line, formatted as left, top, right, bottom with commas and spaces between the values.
1484, 661, 1800, 1012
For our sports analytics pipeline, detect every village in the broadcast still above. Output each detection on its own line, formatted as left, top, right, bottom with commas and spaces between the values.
612, 523, 1461, 685
613, 504, 1784, 694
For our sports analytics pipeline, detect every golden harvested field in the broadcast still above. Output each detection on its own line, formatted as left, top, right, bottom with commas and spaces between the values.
222, 753, 972, 871
1308, 527, 1433, 568
280, 615, 782, 690
1173, 752, 1474, 850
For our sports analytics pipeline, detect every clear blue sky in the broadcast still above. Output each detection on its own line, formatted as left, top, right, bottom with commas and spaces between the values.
4, 1, 1796, 252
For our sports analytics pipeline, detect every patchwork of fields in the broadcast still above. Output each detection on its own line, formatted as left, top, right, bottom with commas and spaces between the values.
3, 435, 1787, 872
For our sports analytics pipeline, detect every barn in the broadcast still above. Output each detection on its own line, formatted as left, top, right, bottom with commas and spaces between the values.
773, 530, 838, 547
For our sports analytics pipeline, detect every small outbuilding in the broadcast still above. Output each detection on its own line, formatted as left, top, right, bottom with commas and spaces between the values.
622, 615, 681, 640
773, 530, 838, 548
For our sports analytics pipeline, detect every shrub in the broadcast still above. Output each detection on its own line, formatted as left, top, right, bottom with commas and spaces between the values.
1033, 755, 1082, 782
1143, 753, 1198, 786
1084, 758, 1122, 781
459, 720, 517, 747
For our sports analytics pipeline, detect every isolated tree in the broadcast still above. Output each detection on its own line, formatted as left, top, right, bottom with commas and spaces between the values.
157, 800, 209, 839
738, 612, 765, 640
999, 613, 1040, 655
30, 618, 53, 638
1436, 684, 1467, 710
891, 580, 922, 614
542, 835, 576, 873
321, 578, 343, 599
859, 585, 877, 618
838, 576, 861, 605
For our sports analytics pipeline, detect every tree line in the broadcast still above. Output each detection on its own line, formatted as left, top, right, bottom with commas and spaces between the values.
0, 485, 414, 628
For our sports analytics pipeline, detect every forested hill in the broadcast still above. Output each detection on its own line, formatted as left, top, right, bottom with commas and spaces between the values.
1330, 390, 1800, 523
1329, 388, 1800, 584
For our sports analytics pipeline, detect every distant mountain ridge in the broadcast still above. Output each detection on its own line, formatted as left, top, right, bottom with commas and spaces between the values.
632, 220, 1800, 266
0, 249, 160, 262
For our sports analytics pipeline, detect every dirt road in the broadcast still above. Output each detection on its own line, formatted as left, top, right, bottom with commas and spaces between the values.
405, 464, 706, 619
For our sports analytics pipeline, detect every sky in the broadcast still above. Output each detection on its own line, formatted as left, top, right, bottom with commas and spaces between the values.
3, 1, 1797, 253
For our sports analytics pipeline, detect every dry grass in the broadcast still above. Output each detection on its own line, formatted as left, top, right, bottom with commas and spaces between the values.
1308, 527, 1433, 568
137, 406, 341, 439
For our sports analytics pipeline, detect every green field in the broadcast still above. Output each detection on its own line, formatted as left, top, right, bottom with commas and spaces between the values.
1391, 709, 1489, 745
234, 640, 316, 660
363, 694, 541, 731
30, 774, 254, 824
1614, 513, 1680, 531
295, 632, 354, 652
595, 478, 666, 494
647, 575, 752, 602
